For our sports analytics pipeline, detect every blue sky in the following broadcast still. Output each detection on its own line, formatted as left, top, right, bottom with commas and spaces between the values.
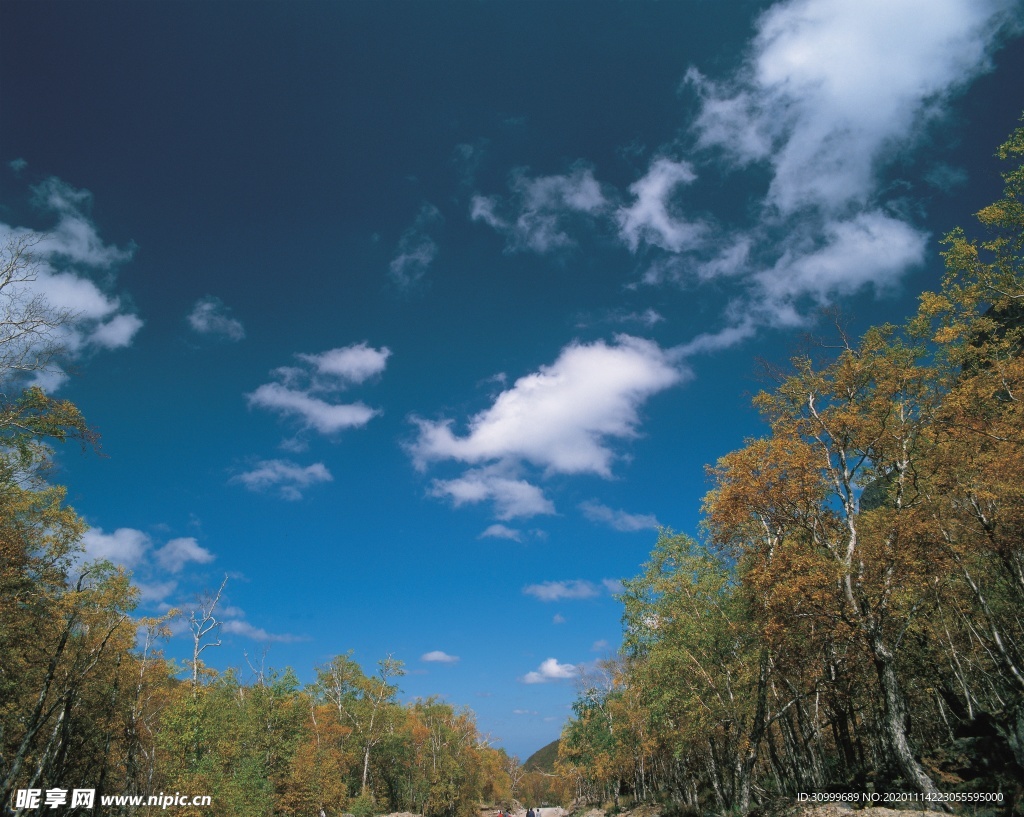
2, 0, 1023, 758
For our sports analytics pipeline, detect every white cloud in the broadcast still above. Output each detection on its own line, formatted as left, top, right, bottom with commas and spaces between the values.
411, 335, 684, 479
188, 295, 245, 341
552, 614, 566, 624
622, 0, 1017, 345
689, 0, 1014, 216
422, 650, 460, 663
430, 467, 556, 520
154, 537, 215, 573
82, 527, 151, 569
580, 500, 660, 532
522, 657, 577, 684
390, 203, 442, 288
247, 343, 389, 436
80, 527, 216, 607
471, 166, 606, 253
298, 342, 391, 386
29, 178, 135, 268
232, 458, 333, 501
91, 314, 144, 349
752, 211, 929, 325
523, 580, 600, 602
135, 579, 178, 605
248, 383, 378, 434
617, 158, 707, 252
602, 578, 625, 595
479, 523, 522, 541
591, 639, 610, 652
220, 619, 305, 643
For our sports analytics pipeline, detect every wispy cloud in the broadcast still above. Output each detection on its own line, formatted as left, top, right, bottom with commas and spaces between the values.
248, 384, 378, 434
479, 523, 523, 541
471, 165, 606, 253
522, 657, 576, 684
247, 342, 389, 436
390, 203, 442, 288
430, 465, 555, 520
523, 580, 601, 602
187, 295, 245, 341
154, 537, 215, 573
422, 650, 460, 663
231, 458, 333, 501
617, 158, 707, 253
580, 500, 660, 532
602, 578, 625, 595
221, 619, 306, 643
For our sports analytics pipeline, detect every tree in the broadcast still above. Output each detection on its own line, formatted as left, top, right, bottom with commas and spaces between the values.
619, 533, 770, 813
0, 233, 73, 382
314, 652, 406, 797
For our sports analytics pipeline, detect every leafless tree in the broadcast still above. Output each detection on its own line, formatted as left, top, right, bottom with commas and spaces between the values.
188, 576, 228, 690
0, 233, 73, 382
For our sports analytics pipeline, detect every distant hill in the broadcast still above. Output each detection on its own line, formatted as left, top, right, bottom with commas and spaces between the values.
524, 739, 559, 772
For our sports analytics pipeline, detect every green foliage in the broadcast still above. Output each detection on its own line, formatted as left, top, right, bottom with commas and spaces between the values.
349, 793, 377, 817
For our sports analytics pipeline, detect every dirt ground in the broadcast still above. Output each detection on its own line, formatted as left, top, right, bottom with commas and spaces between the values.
468, 803, 961, 817
788, 807, 949, 817
559, 805, 953, 817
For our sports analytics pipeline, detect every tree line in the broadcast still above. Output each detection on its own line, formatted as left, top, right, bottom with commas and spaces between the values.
556, 122, 1024, 814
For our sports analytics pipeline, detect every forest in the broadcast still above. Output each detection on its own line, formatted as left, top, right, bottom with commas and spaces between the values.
2, 119, 1023, 816
556, 123, 1024, 813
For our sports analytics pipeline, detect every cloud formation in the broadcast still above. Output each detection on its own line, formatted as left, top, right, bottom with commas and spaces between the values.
617, 158, 707, 252
248, 384, 378, 434
390, 204, 442, 288
154, 537, 216, 573
82, 528, 217, 577
688, 0, 1015, 216
654, 0, 1018, 333
247, 342, 389, 436
412, 335, 683, 520
412, 335, 683, 478
232, 459, 333, 501
479, 523, 522, 541
82, 527, 151, 569
471, 166, 606, 253
522, 657, 576, 684
462, 0, 1017, 352
188, 295, 245, 341
220, 619, 306, 643
422, 650, 460, 663
430, 466, 556, 520
580, 500, 660, 532
522, 580, 601, 602
298, 343, 391, 386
